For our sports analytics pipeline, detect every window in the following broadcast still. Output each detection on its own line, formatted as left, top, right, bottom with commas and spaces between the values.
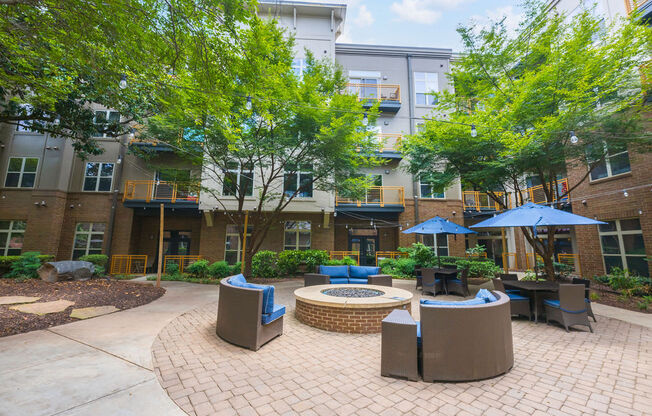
5, 157, 38, 188
72, 222, 105, 260
349, 77, 379, 99
224, 224, 252, 265
222, 162, 253, 196
284, 164, 313, 197
414, 72, 439, 106
599, 218, 648, 277
419, 177, 444, 199
83, 162, 114, 192
589, 142, 630, 181
93, 110, 120, 138
423, 234, 448, 256
292, 58, 306, 79
0, 220, 26, 255
284, 221, 311, 250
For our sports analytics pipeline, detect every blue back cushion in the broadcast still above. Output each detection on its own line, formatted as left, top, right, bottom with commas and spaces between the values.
475, 288, 498, 303
228, 275, 275, 314
319, 265, 349, 278
349, 266, 380, 278
329, 277, 349, 284
420, 298, 486, 306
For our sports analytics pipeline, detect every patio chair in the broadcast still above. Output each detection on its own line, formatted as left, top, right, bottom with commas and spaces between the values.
414, 266, 422, 289
497, 273, 520, 294
572, 277, 596, 322
493, 278, 531, 320
446, 267, 469, 297
421, 268, 443, 296
543, 284, 593, 333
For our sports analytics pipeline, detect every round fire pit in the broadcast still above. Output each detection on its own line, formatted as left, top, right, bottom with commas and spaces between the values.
294, 284, 413, 334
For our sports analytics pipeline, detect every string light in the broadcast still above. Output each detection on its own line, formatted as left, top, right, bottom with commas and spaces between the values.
570, 131, 578, 144
245, 96, 253, 110
119, 74, 127, 89
623, 190, 629, 197
470, 124, 477, 137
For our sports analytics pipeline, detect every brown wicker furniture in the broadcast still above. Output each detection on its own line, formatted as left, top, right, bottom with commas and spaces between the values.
381, 309, 419, 381
502, 280, 559, 323
572, 277, 596, 322
414, 266, 423, 289
493, 279, 531, 320
304, 265, 393, 287
421, 268, 443, 296
498, 273, 518, 281
216, 275, 285, 351
418, 291, 514, 382
544, 284, 593, 333
445, 267, 470, 297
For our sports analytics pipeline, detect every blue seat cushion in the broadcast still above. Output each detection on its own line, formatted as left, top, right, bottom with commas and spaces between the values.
349, 266, 380, 278
261, 304, 285, 325
416, 321, 421, 346
508, 293, 529, 301
349, 278, 368, 284
319, 265, 349, 278
448, 278, 463, 284
228, 274, 275, 315
329, 277, 349, 284
506, 290, 520, 294
475, 288, 498, 303
543, 299, 586, 314
422, 279, 441, 287
420, 298, 486, 306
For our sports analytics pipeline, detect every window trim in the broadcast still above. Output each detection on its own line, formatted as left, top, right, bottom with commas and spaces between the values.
72, 222, 105, 260
423, 233, 448, 256
283, 164, 314, 198
0, 220, 26, 256
5, 157, 39, 189
589, 142, 631, 182
92, 110, 120, 138
222, 162, 254, 197
414, 71, 439, 107
283, 221, 311, 251
419, 178, 445, 199
598, 218, 647, 276
82, 162, 115, 192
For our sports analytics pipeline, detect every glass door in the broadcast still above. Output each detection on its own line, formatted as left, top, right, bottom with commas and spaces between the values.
349, 229, 378, 266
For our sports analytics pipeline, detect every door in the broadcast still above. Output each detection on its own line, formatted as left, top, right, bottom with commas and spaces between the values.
349, 229, 378, 266
163, 230, 192, 256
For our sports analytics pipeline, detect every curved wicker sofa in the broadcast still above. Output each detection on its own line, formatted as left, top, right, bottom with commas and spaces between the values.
216, 274, 285, 351
419, 291, 514, 382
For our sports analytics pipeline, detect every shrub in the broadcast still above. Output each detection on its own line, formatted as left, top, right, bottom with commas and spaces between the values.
252, 251, 279, 278
589, 292, 600, 301
302, 250, 329, 270
186, 259, 210, 279
208, 261, 231, 279
165, 263, 180, 277
401, 243, 435, 266
0, 254, 53, 267
278, 250, 303, 276
229, 262, 242, 275
606, 268, 638, 291
380, 257, 417, 278
593, 274, 610, 285
324, 257, 357, 266
456, 259, 501, 279
78, 254, 109, 267
8, 252, 43, 280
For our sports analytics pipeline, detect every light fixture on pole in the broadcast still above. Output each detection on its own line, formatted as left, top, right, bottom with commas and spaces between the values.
470, 124, 477, 137
362, 112, 368, 126
245, 96, 252, 110
119, 74, 127, 89
570, 131, 578, 144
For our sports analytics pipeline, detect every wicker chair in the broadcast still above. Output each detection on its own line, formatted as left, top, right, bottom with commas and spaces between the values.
544, 284, 593, 333
414, 266, 423, 289
421, 268, 443, 296
418, 291, 514, 382
493, 278, 531, 319
446, 267, 470, 297
216, 275, 285, 351
498, 273, 518, 281
572, 277, 596, 322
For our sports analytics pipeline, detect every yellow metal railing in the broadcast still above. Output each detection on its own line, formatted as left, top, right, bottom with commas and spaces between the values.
110, 255, 148, 276
525, 254, 546, 270
558, 253, 581, 275
335, 186, 405, 207
525, 178, 568, 205
163, 255, 202, 274
463, 191, 512, 211
346, 83, 401, 103
501, 252, 518, 272
329, 251, 360, 265
123, 180, 200, 204
375, 251, 409, 266
625, 0, 650, 14
377, 134, 402, 152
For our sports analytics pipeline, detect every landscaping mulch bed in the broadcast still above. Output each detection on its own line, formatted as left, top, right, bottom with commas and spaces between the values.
0, 279, 166, 337
590, 282, 651, 314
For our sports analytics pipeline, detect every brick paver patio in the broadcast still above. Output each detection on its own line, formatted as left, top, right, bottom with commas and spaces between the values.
152, 281, 652, 416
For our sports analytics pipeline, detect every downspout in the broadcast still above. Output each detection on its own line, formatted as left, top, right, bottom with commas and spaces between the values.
407, 54, 419, 243
104, 135, 128, 261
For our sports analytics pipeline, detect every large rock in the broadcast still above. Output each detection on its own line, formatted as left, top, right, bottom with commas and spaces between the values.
11, 300, 75, 315
38, 261, 95, 282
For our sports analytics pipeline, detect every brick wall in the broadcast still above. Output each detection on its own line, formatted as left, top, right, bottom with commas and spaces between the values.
399, 198, 465, 257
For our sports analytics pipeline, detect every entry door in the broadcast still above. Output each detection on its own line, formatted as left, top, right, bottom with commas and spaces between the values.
349, 234, 378, 266
163, 230, 192, 256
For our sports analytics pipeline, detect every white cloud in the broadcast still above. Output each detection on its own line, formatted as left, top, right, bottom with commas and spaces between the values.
389, 0, 473, 24
470, 6, 524, 37
354, 4, 374, 27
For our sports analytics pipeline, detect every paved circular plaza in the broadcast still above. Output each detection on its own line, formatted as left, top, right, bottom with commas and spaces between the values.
152, 280, 652, 416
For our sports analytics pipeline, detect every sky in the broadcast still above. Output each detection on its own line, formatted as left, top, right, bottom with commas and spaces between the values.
315, 0, 526, 52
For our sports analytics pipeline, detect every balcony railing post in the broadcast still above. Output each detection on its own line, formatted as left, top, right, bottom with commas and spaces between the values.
171, 183, 177, 204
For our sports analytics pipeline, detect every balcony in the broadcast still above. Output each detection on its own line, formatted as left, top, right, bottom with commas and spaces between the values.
463, 191, 512, 212
128, 137, 173, 152
626, 0, 652, 17
122, 180, 200, 208
335, 186, 405, 212
376, 134, 402, 158
525, 178, 568, 205
346, 83, 401, 113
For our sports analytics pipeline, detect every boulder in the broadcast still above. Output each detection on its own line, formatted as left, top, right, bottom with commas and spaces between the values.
38, 261, 95, 282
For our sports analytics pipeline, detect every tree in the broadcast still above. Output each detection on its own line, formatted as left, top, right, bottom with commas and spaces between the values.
142, 16, 377, 275
402, 1, 651, 280
0, 0, 254, 156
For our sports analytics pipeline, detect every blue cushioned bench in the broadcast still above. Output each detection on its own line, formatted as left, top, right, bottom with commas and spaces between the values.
304, 265, 392, 287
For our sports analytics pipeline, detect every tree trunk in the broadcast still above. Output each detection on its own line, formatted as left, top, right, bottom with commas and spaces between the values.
541, 253, 556, 281
244, 248, 254, 277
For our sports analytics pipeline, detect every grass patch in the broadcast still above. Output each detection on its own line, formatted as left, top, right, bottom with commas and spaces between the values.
146, 274, 221, 285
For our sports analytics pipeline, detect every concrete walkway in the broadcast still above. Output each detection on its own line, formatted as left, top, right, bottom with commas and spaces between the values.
0, 281, 219, 416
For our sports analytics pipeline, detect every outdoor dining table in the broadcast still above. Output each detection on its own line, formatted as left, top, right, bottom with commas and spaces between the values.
434, 268, 460, 295
502, 280, 560, 323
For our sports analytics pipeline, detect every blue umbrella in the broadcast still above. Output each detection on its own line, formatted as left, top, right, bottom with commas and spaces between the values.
403, 216, 476, 266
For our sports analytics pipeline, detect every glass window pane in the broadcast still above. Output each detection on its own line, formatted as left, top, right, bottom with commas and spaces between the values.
600, 235, 621, 254
4, 173, 19, 187
298, 221, 311, 230
241, 174, 253, 196
285, 232, 297, 248
225, 251, 238, 265
85, 162, 99, 177
7, 248, 21, 256
8, 158, 22, 172
225, 225, 238, 234
8, 234, 23, 249
23, 158, 38, 172
620, 218, 641, 231
438, 248, 449, 256
98, 178, 112, 191
436, 234, 448, 248
94, 111, 107, 123
72, 249, 86, 260
83, 177, 97, 191
298, 232, 310, 247
222, 172, 237, 196
622, 234, 645, 255
74, 234, 88, 248
108, 112, 120, 122
284, 173, 297, 194
0, 233, 8, 248
89, 237, 103, 249
101, 163, 114, 177
12, 221, 26, 231
225, 235, 239, 250
590, 161, 608, 181
603, 255, 623, 273
0, 221, 9, 230
285, 222, 297, 230
76, 223, 91, 232
92, 223, 106, 232
20, 173, 35, 188
599, 221, 617, 232
422, 235, 434, 247
609, 152, 630, 176
626, 256, 649, 277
